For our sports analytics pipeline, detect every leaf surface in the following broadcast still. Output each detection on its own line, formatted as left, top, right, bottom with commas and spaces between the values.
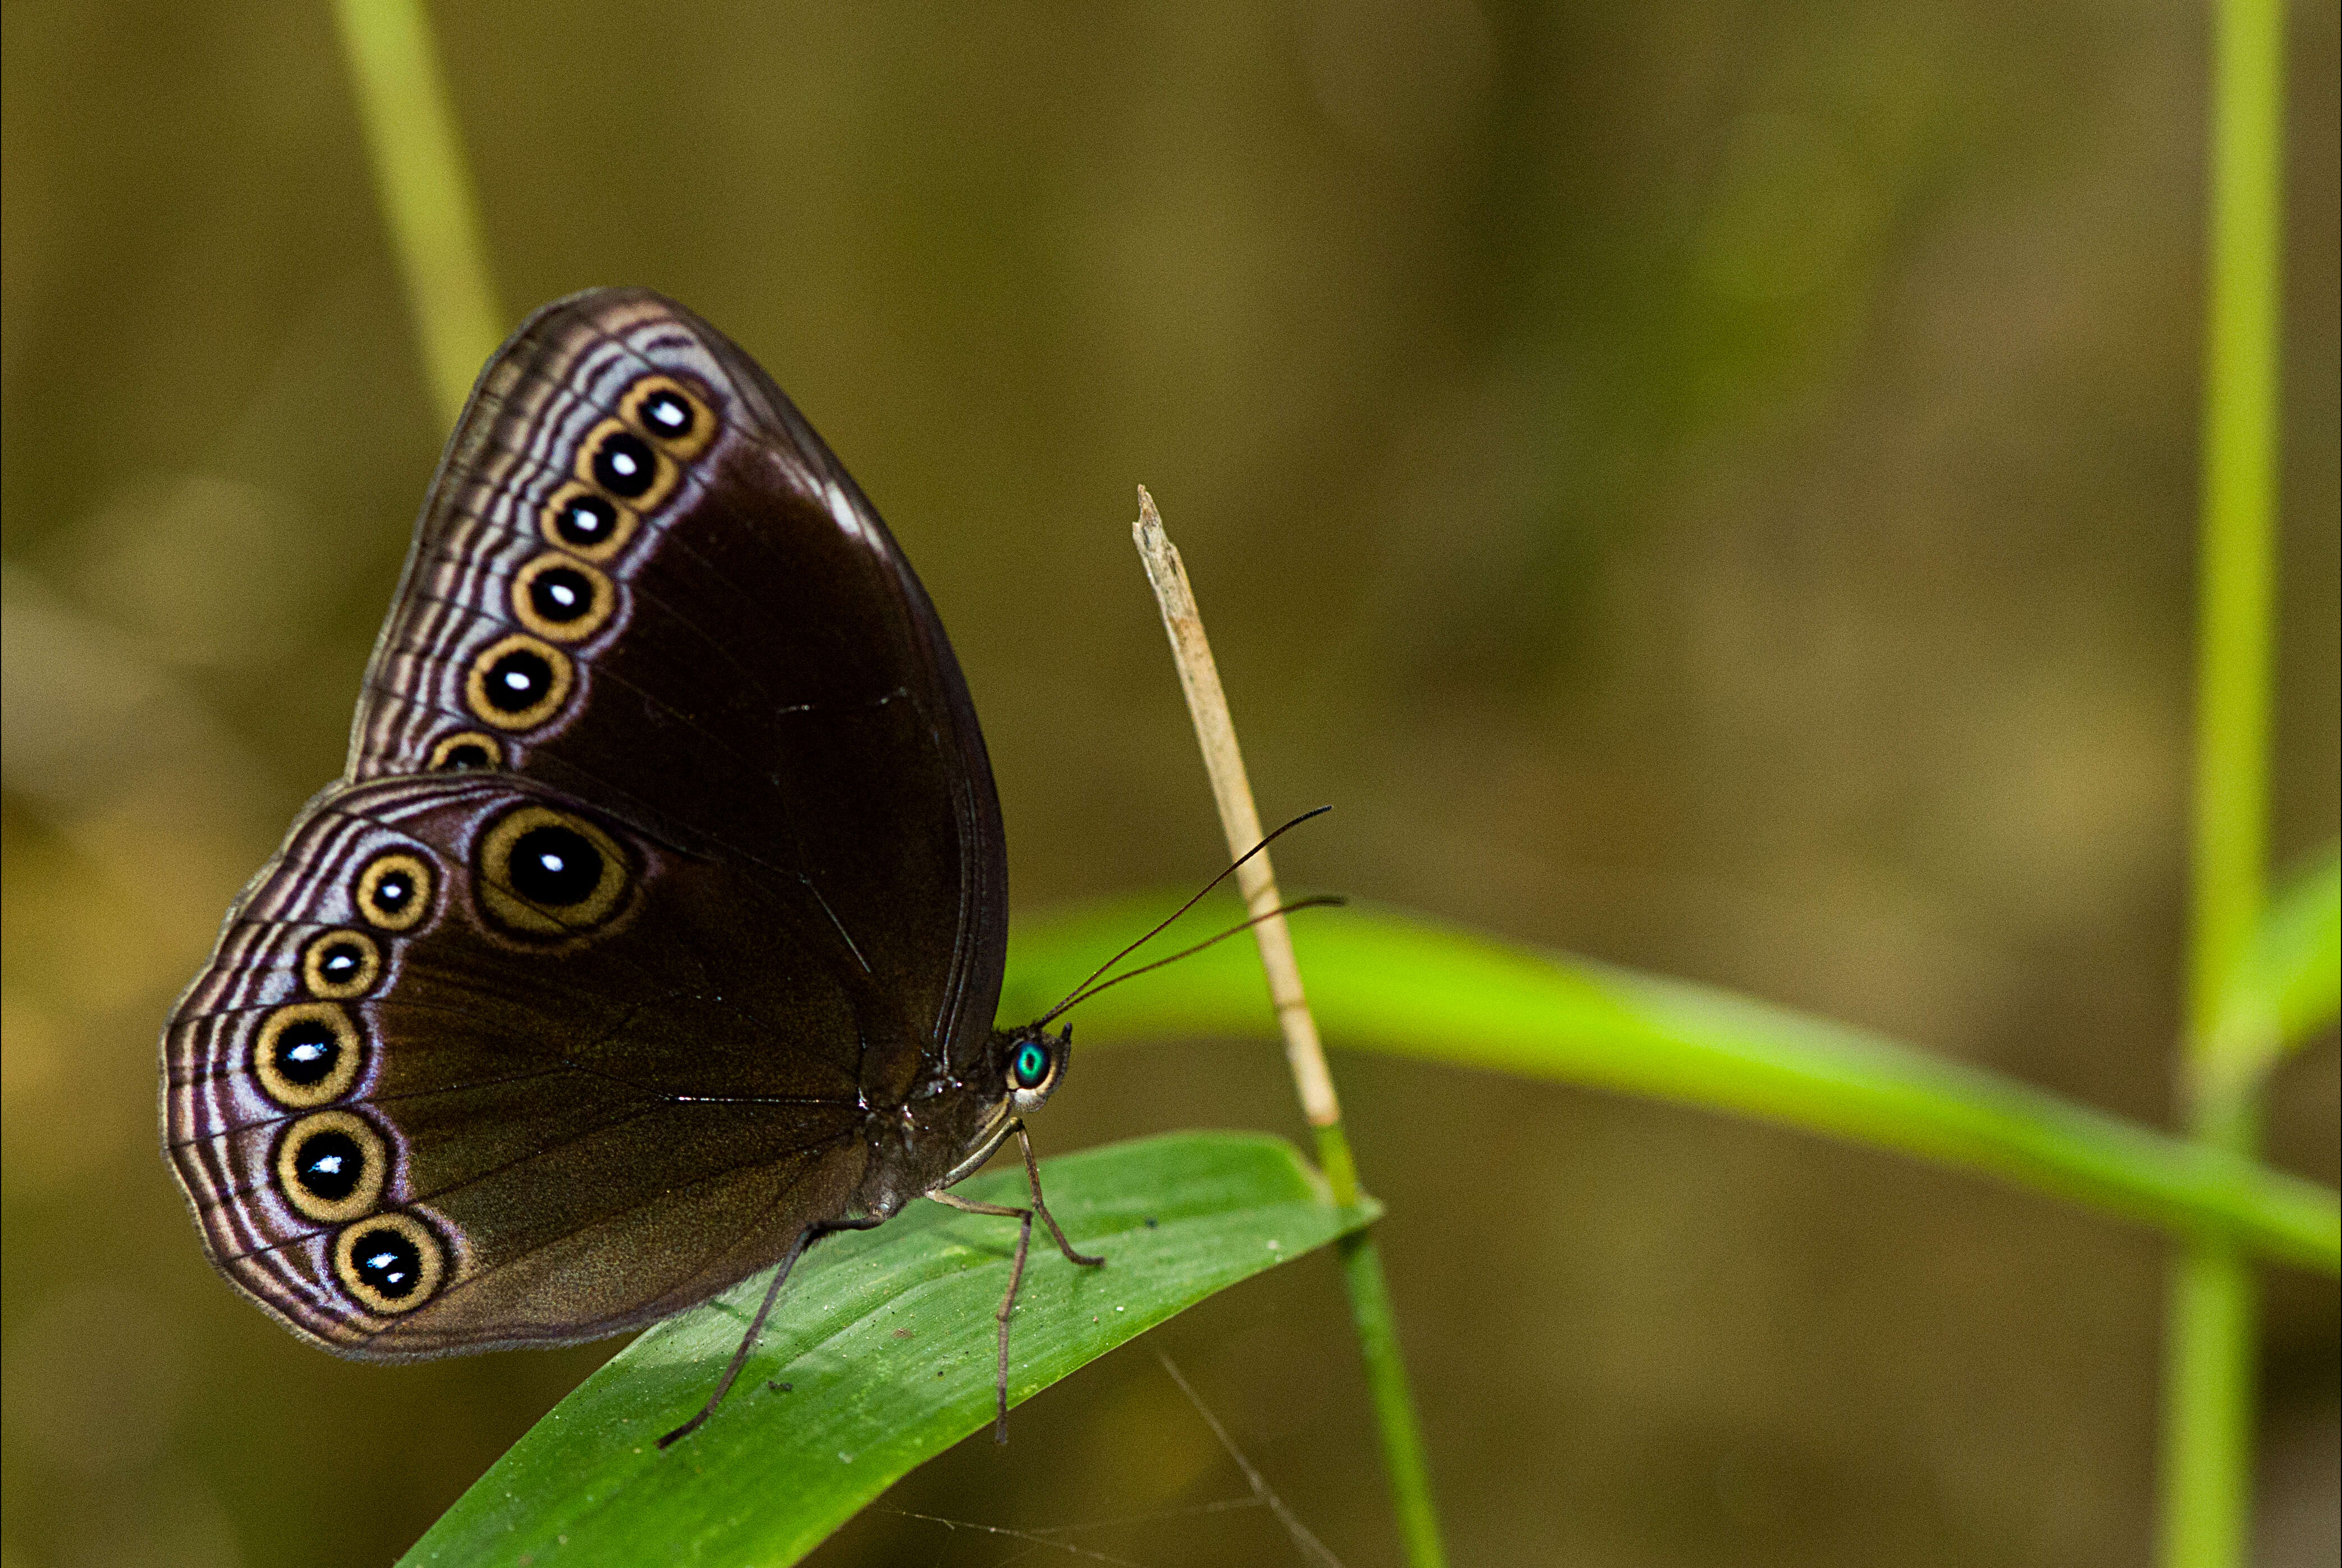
402, 1131, 1373, 1567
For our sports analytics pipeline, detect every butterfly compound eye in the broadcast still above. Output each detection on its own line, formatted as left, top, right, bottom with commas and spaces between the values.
1010, 1039, 1051, 1092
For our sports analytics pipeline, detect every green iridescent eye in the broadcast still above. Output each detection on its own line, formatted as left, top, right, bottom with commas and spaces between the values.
1011, 1041, 1049, 1090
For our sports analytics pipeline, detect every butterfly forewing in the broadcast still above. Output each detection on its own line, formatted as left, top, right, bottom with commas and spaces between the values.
351, 290, 1005, 1083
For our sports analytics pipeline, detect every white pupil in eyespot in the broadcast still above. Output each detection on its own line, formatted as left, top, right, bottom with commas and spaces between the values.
535, 851, 565, 874
366, 1250, 404, 1278
289, 1042, 326, 1064
503, 671, 531, 692
548, 583, 578, 607
610, 451, 640, 476
311, 1153, 345, 1175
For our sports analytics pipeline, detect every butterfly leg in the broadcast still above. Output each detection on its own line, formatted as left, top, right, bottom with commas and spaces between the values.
657, 1214, 885, 1448
930, 1189, 1033, 1441
928, 1122, 1106, 1440
1013, 1122, 1106, 1270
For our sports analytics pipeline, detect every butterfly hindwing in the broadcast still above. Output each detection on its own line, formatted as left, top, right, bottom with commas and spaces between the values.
163, 772, 873, 1356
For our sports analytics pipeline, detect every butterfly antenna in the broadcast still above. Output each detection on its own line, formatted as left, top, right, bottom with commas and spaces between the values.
1043, 895, 1347, 1020
1034, 805, 1333, 1028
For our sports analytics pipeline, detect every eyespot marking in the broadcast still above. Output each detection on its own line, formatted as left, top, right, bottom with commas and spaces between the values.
478, 804, 631, 938
355, 852, 433, 932
512, 554, 616, 643
254, 1002, 364, 1107
464, 633, 574, 730
275, 1109, 388, 1223
428, 731, 502, 772
577, 419, 677, 511
302, 930, 382, 1000
333, 1212, 445, 1314
622, 374, 716, 460
540, 483, 637, 562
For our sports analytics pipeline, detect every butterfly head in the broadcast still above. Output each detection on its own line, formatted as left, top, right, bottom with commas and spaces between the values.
927, 1023, 1072, 1191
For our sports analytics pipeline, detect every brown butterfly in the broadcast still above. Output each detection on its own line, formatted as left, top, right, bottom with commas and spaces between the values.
161, 289, 1100, 1445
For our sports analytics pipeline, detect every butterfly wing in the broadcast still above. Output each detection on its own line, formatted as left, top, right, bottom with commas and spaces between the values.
163, 291, 1010, 1354
348, 288, 1006, 1091
164, 773, 877, 1355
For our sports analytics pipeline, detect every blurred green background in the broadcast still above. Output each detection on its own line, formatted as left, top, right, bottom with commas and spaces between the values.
3, 3, 2336, 1565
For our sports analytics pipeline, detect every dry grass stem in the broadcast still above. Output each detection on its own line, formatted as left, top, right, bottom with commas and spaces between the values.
1131, 487, 1342, 1130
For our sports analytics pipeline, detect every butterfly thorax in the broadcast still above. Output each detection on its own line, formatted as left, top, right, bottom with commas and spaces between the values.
850, 1023, 1071, 1217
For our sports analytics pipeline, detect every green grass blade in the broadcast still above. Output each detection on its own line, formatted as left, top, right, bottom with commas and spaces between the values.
400, 1132, 1376, 1567
1005, 901, 2339, 1274
2265, 846, 2341, 1045
2211, 843, 2341, 1084
2163, 0, 2291, 1552
333, 0, 504, 427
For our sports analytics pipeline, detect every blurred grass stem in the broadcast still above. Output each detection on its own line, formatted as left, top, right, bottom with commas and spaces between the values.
334, 0, 504, 427
1133, 489, 1448, 1568
2162, 0, 2288, 1563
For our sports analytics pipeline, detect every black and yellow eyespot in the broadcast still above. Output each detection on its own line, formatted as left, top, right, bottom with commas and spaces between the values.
511, 553, 616, 643
464, 633, 573, 730
575, 417, 679, 512
621, 374, 716, 460
427, 730, 502, 772
333, 1212, 444, 1314
301, 929, 382, 1001
478, 804, 631, 938
355, 851, 434, 932
254, 1001, 364, 1107
275, 1109, 388, 1224
540, 482, 638, 563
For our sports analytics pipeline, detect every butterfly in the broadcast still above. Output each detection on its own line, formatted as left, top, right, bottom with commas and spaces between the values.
161, 288, 1102, 1445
